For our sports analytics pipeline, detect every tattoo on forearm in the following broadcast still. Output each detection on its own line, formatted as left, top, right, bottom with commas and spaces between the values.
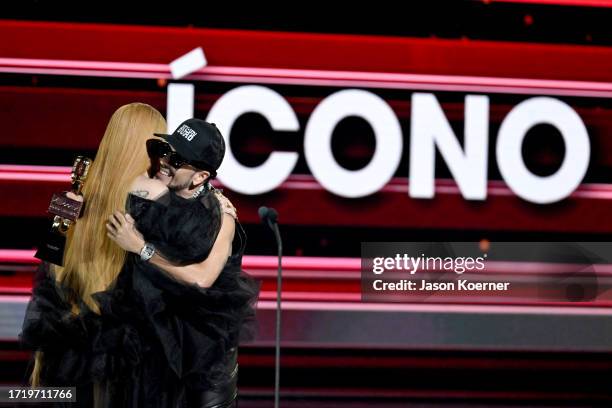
131, 190, 149, 198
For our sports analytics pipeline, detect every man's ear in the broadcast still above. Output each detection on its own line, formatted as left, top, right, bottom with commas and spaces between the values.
193, 170, 211, 185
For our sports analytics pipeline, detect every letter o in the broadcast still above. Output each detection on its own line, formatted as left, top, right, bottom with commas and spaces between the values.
304, 89, 403, 198
496, 97, 590, 204
206, 85, 300, 195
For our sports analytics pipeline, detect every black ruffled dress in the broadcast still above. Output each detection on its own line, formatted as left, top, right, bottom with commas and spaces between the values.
20, 190, 260, 407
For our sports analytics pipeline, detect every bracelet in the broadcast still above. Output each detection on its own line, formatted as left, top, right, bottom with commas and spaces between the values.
140, 242, 156, 261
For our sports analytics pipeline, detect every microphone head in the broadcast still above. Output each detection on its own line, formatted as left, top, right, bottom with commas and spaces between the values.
267, 208, 278, 223
258, 206, 269, 221
258, 206, 278, 225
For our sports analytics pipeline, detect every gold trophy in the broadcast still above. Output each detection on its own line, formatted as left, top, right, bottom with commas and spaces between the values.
35, 156, 92, 265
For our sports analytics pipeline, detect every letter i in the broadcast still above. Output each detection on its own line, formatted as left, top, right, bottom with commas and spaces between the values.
167, 83, 195, 133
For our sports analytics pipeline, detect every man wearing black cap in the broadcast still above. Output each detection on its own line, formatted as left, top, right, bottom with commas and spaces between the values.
108, 118, 237, 286
106, 118, 255, 408
153, 119, 229, 201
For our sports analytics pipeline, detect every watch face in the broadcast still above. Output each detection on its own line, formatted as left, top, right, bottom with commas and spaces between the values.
141, 244, 155, 260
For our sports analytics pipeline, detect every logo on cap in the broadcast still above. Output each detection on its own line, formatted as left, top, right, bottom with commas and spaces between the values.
177, 124, 197, 141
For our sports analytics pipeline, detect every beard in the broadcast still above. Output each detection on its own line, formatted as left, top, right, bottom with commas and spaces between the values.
167, 178, 193, 192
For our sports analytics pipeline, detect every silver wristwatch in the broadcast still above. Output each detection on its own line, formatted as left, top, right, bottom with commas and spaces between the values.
139, 242, 156, 261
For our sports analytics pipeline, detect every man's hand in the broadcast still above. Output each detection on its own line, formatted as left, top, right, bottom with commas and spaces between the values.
106, 211, 145, 254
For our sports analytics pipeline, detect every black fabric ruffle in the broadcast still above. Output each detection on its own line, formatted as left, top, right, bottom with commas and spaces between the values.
20, 189, 260, 406
125, 191, 259, 385
19, 263, 150, 389
128, 191, 222, 265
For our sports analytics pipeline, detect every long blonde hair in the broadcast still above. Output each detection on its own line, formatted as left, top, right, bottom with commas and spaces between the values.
31, 102, 166, 386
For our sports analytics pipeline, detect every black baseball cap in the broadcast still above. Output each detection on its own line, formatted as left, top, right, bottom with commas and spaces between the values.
154, 118, 226, 176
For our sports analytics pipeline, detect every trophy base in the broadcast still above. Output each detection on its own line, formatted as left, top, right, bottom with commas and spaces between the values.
35, 229, 67, 266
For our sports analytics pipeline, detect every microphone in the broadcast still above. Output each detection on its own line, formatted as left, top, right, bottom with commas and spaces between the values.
258, 206, 278, 227
258, 206, 282, 408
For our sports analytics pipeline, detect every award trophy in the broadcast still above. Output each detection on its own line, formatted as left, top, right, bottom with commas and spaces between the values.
35, 156, 92, 266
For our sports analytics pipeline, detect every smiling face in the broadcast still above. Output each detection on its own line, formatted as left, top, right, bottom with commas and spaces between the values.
154, 157, 174, 185
156, 155, 211, 198
149, 141, 185, 186
148, 139, 211, 196
164, 157, 196, 191
147, 139, 173, 185
155, 157, 176, 186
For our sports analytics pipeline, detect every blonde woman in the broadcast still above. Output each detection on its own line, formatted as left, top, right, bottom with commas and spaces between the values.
21, 108, 258, 407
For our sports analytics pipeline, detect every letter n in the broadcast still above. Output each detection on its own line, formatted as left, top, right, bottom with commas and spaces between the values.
409, 93, 489, 200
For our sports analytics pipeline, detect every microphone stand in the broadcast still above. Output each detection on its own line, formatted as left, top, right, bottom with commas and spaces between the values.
271, 220, 282, 408
260, 208, 282, 408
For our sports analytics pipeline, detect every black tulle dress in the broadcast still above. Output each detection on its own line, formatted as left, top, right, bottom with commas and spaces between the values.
20, 190, 260, 407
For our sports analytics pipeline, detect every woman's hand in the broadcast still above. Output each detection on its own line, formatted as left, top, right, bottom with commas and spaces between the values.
106, 211, 145, 254
66, 191, 84, 202
214, 190, 237, 220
